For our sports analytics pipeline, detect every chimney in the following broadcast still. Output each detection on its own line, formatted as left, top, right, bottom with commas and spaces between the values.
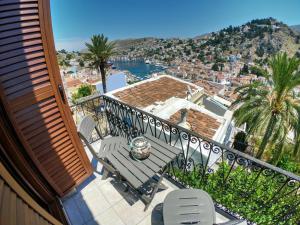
177, 108, 191, 130
186, 85, 192, 100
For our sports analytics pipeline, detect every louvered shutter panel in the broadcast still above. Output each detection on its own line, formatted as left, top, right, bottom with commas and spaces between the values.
0, 162, 63, 225
0, 0, 92, 196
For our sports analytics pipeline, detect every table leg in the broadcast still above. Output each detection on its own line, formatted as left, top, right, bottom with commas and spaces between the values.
124, 183, 129, 192
144, 169, 167, 211
101, 168, 109, 180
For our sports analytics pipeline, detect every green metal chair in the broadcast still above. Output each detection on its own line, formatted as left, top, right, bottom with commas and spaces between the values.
163, 189, 246, 225
77, 115, 126, 179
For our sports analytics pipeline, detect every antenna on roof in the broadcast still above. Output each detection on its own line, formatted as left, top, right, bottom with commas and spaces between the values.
187, 86, 192, 100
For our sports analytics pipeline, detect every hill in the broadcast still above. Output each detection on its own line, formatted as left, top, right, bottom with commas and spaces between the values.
115, 18, 300, 63
202, 18, 300, 59
114, 37, 156, 50
290, 25, 300, 33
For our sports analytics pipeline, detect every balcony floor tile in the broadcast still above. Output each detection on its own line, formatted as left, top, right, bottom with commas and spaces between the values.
113, 198, 153, 225
61, 144, 236, 225
86, 207, 125, 225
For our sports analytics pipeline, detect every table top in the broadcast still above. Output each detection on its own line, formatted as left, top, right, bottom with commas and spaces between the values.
106, 134, 181, 189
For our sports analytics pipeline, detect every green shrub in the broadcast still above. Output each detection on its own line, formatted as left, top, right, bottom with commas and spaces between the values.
277, 154, 300, 175
233, 131, 248, 152
169, 163, 299, 225
72, 84, 95, 104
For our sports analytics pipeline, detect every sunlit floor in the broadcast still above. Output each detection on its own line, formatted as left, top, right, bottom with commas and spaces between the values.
61, 142, 235, 225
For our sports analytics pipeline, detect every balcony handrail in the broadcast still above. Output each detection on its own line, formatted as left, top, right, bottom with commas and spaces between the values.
105, 95, 300, 181
71, 94, 300, 181
70, 93, 300, 181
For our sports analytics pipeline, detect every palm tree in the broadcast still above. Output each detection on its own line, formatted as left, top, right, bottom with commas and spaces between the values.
233, 53, 300, 162
85, 34, 116, 93
57, 53, 71, 75
293, 120, 300, 157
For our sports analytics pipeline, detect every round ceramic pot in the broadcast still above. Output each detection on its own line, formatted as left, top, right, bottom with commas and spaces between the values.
130, 136, 151, 160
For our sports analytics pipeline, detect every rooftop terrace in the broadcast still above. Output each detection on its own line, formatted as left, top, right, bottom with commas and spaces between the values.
111, 75, 202, 108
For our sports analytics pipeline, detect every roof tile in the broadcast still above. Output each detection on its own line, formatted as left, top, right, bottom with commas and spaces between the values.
113, 77, 198, 108
169, 109, 221, 139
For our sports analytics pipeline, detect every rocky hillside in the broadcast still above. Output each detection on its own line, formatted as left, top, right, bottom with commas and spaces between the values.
290, 25, 300, 33
114, 37, 156, 51
114, 18, 300, 63
204, 18, 300, 59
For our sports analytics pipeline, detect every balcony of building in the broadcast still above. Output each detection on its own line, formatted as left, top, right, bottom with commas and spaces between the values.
60, 94, 300, 225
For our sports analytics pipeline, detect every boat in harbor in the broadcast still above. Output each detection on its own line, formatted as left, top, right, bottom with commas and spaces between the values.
145, 59, 151, 64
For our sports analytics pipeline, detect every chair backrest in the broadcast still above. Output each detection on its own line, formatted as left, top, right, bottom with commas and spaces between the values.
78, 115, 97, 141
164, 189, 216, 225
77, 115, 101, 160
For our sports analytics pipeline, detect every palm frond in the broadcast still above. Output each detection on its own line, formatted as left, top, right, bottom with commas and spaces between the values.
233, 52, 300, 160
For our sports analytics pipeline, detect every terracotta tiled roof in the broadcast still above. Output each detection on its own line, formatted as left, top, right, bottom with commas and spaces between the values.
222, 90, 239, 102
193, 80, 224, 96
217, 72, 225, 80
113, 76, 198, 108
86, 78, 101, 84
169, 109, 221, 139
65, 78, 82, 88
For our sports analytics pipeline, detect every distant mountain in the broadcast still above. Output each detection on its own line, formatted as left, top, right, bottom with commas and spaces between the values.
114, 37, 156, 51
114, 18, 300, 62
201, 18, 300, 58
290, 25, 300, 33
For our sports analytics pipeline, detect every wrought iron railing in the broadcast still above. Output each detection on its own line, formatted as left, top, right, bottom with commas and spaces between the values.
71, 94, 300, 225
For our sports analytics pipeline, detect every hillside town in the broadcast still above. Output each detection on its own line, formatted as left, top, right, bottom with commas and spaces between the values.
56, 19, 299, 148
59, 18, 300, 103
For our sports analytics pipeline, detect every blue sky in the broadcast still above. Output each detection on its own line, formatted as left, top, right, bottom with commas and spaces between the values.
51, 0, 300, 51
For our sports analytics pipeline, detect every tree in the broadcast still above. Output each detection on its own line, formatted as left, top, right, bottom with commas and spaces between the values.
58, 49, 67, 54
255, 47, 264, 57
85, 34, 116, 93
198, 53, 205, 62
233, 131, 248, 152
212, 63, 219, 71
293, 120, 300, 157
78, 58, 85, 68
219, 63, 224, 71
71, 84, 95, 103
233, 53, 300, 162
240, 64, 249, 74
250, 65, 267, 77
57, 53, 71, 74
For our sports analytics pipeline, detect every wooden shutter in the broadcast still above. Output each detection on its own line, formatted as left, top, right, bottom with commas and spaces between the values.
0, 0, 92, 196
0, 162, 63, 225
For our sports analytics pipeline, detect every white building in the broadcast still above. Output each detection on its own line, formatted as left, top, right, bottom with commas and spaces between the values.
106, 75, 234, 166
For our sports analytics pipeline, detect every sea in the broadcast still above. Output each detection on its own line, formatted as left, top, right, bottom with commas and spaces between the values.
112, 60, 165, 80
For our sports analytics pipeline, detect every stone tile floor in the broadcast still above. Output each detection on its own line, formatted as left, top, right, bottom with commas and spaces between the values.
62, 172, 232, 225
61, 142, 234, 225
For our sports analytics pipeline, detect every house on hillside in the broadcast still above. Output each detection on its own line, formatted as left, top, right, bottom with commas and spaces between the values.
107, 75, 234, 166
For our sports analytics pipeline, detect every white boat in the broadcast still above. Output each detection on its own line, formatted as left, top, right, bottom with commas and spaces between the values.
145, 59, 151, 64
